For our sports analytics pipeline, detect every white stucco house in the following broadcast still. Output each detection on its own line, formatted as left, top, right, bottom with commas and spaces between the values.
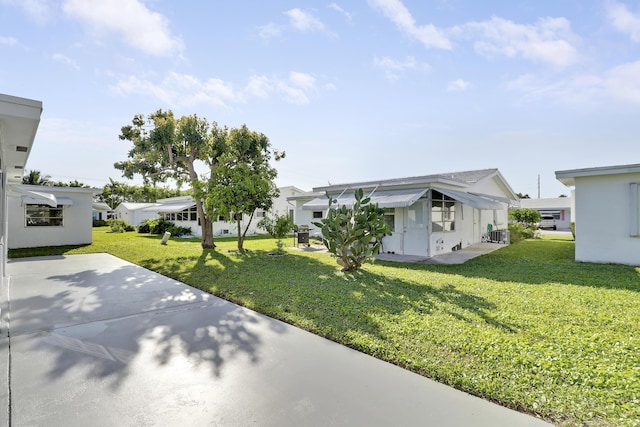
519, 197, 572, 230
115, 195, 272, 237
0, 93, 43, 278
270, 186, 306, 222
113, 202, 158, 227
7, 184, 100, 249
290, 169, 518, 257
92, 201, 112, 222
556, 163, 640, 266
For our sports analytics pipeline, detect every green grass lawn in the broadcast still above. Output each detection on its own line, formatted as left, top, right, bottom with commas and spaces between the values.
10, 230, 640, 426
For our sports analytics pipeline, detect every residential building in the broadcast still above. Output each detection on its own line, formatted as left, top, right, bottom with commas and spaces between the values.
556, 163, 640, 265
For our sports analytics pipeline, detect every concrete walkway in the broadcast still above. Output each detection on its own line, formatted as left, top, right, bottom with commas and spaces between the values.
375, 242, 507, 264
2, 253, 550, 427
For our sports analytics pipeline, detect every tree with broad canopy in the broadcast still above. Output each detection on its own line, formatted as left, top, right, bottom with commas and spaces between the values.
116, 110, 283, 250
115, 110, 226, 248
207, 124, 284, 252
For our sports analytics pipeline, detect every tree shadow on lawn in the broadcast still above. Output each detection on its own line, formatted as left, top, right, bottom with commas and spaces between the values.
140, 248, 520, 347
375, 239, 640, 292
8, 256, 268, 391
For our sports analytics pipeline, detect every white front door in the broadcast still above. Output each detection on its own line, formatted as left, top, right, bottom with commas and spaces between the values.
403, 200, 428, 256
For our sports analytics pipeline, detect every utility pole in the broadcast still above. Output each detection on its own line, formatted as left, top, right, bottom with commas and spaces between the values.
537, 174, 540, 199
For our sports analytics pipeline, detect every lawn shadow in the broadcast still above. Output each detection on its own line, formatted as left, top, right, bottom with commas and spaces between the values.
151, 247, 521, 349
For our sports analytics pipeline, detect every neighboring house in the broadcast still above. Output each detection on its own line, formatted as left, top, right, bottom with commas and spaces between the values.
0, 93, 43, 278
269, 186, 306, 222
113, 202, 158, 227
519, 197, 572, 230
116, 194, 276, 237
7, 184, 100, 249
290, 169, 518, 257
92, 201, 113, 221
556, 163, 640, 266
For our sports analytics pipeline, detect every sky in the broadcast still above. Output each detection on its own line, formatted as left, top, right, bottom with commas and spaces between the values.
2, 0, 640, 198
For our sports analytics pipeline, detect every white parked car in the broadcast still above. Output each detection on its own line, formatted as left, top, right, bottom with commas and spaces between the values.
538, 215, 557, 230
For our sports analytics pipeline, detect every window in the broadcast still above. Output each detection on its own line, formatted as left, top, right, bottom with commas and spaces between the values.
255, 210, 265, 218
431, 190, 456, 232
26, 204, 64, 227
218, 215, 226, 221
164, 212, 176, 221
233, 213, 242, 221
176, 206, 197, 221
383, 208, 395, 232
289, 209, 294, 221
313, 211, 323, 219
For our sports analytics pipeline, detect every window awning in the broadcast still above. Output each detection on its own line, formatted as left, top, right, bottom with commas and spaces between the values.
142, 202, 196, 213
302, 188, 428, 210
93, 202, 112, 211
435, 188, 503, 210
18, 191, 58, 207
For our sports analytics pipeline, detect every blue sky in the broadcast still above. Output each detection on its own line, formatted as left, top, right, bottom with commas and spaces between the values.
2, 0, 640, 198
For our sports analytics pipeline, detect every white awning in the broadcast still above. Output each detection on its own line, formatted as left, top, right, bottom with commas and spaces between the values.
469, 192, 518, 207
93, 202, 112, 211
19, 191, 58, 207
303, 188, 428, 210
142, 202, 195, 213
435, 188, 503, 210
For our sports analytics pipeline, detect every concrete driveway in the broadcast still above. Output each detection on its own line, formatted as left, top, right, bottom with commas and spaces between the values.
2, 253, 550, 426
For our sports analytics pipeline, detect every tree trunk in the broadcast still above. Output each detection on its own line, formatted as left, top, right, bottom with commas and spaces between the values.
195, 199, 215, 248
201, 215, 215, 248
236, 218, 244, 251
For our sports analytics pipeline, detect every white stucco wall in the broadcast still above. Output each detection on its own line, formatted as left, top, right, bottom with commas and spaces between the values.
114, 204, 159, 227
573, 173, 640, 265
8, 186, 97, 249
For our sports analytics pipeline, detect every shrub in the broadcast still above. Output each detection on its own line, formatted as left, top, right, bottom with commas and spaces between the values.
106, 219, 135, 233
137, 218, 158, 234
258, 213, 295, 254
139, 218, 191, 236
313, 188, 390, 272
93, 219, 107, 227
508, 222, 538, 244
509, 208, 541, 226
570, 222, 575, 240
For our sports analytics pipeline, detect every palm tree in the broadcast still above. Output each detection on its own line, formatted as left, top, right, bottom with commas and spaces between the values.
22, 170, 51, 186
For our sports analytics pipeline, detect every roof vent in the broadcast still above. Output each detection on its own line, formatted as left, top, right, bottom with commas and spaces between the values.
14, 165, 23, 169
16, 146, 28, 152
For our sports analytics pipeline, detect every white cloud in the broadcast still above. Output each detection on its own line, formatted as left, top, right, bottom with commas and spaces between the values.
606, 0, 640, 42
257, 23, 284, 42
245, 75, 273, 98
373, 55, 428, 80
368, 0, 452, 50
52, 53, 80, 70
285, 8, 326, 32
289, 71, 316, 90
276, 72, 319, 105
455, 16, 580, 69
62, 0, 184, 57
1, 0, 50, 22
111, 71, 324, 108
328, 3, 352, 22
0, 36, 18, 46
506, 60, 640, 106
602, 60, 640, 103
447, 79, 471, 91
